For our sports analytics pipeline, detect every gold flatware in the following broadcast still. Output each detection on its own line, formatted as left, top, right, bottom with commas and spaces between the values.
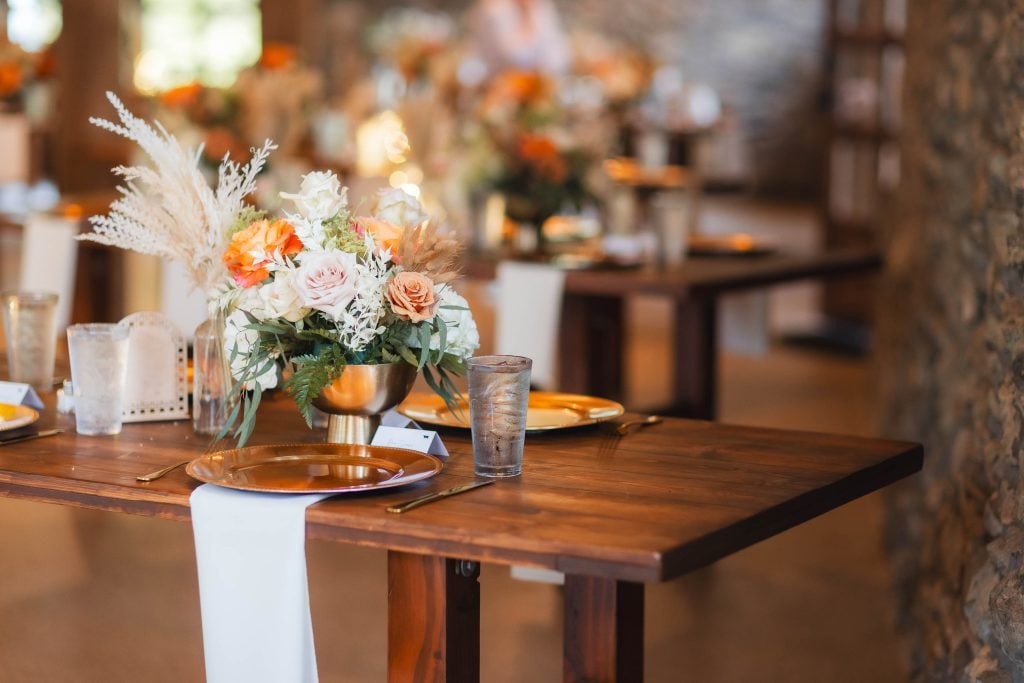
387, 480, 495, 514
615, 415, 663, 436
136, 460, 191, 482
0, 428, 62, 446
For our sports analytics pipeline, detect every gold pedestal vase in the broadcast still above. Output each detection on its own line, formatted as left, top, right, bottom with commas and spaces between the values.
312, 363, 418, 444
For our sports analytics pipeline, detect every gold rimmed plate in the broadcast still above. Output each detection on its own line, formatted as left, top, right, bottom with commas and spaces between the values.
0, 403, 39, 433
186, 443, 443, 494
399, 392, 625, 432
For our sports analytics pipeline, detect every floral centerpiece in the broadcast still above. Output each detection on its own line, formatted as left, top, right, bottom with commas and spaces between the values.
368, 8, 455, 86
216, 174, 479, 444
81, 92, 477, 445
464, 70, 598, 249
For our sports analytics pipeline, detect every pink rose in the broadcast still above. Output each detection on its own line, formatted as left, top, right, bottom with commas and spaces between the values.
387, 272, 438, 323
293, 251, 359, 320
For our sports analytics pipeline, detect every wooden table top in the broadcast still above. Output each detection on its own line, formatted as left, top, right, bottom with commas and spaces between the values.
0, 394, 920, 583
464, 248, 882, 298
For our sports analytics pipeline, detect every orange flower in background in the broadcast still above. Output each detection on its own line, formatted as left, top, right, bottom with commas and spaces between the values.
484, 70, 552, 109
260, 43, 297, 70
358, 216, 405, 262
159, 83, 203, 109
223, 219, 303, 288
518, 133, 567, 182
0, 62, 23, 98
203, 127, 247, 162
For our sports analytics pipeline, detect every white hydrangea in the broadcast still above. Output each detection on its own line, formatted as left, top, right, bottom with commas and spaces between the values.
408, 286, 479, 361
224, 307, 279, 391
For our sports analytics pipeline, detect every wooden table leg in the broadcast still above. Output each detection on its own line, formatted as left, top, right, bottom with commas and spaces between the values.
669, 297, 717, 420
563, 575, 644, 683
387, 551, 480, 683
559, 294, 625, 400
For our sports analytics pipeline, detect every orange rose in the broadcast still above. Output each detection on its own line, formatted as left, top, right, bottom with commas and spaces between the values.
223, 219, 303, 288
387, 272, 438, 323
359, 216, 405, 262
159, 83, 202, 109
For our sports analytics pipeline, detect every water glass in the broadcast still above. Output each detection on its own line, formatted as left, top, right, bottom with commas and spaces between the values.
651, 192, 692, 267
1, 291, 58, 391
67, 324, 130, 436
467, 355, 532, 478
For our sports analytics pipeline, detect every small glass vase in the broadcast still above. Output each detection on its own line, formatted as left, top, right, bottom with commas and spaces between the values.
192, 311, 230, 435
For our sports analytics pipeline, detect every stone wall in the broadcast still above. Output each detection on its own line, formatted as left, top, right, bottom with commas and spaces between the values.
878, 2, 1024, 680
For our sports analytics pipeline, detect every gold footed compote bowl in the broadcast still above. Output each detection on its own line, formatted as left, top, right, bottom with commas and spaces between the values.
312, 363, 418, 444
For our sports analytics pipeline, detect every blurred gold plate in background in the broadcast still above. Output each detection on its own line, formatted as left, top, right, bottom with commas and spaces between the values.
0, 404, 39, 432
399, 392, 624, 432
186, 443, 443, 494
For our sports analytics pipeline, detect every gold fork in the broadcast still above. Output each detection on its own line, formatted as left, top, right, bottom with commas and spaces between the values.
136, 435, 227, 483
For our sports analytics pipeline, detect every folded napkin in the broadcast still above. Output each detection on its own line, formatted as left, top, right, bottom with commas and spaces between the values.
495, 262, 566, 390
191, 486, 331, 683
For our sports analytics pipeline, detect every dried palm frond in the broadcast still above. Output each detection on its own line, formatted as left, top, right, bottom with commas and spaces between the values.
81, 91, 275, 292
396, 222, 463, 284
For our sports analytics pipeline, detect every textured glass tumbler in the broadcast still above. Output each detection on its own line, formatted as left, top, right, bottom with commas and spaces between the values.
468, 355, 532, 478
1, 291, 58, 391
67, 324, 130, 436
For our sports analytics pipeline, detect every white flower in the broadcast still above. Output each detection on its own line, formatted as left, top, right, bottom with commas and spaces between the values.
372, 188, 427, 228
280, 171, 348, 222
224, 308, 279, 391
293, 250, 359, 320
257, 270, 308, 323
408, 287, 479, 360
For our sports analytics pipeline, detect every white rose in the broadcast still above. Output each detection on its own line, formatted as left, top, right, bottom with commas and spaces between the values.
293, 251, 359, 320
372, 188, 427, 228
258, 271, 309, 323
408, 287, 479, 360
224, 309, 279, 391
280, 171, 348, 222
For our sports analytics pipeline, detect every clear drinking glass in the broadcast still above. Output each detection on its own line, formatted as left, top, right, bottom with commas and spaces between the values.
467, 355, 532, 478
1, 291, 58, 391
651, 192, 692, 267
67, 323, 130, 436
192, 312, 230, 435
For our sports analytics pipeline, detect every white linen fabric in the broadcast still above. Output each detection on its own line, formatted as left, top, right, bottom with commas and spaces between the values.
190, 485, 332, 683
20, 213, 78, 330
495, 261, 566, 390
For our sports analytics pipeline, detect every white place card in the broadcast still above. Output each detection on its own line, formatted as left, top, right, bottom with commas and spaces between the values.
372, 426, 448, 458
0, 381, 43, 409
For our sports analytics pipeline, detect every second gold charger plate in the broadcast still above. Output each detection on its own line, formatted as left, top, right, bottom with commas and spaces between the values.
398, 392, 625, 432
0, 403, 39, 432
186, 443, 443, 494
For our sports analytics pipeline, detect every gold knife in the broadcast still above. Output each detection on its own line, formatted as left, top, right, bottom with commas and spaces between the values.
0, 429, 63, 447
387, 480, 495, 514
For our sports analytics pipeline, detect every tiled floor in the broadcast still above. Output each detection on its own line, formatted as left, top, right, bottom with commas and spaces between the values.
0, 198, 905, 682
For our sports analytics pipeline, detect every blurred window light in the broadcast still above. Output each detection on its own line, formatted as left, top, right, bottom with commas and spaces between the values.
135, 0, 261, 94
7, 0, 62, 52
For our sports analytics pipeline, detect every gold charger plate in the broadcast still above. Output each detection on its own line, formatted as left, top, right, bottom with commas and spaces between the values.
186, 443, 443, 494
0, 403, 39, 432
398, 392, 625, 432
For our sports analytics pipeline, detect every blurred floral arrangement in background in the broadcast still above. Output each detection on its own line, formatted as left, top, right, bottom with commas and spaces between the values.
368, 8, 456, 86
463, 70, 600, 234
0, 38, 55, 117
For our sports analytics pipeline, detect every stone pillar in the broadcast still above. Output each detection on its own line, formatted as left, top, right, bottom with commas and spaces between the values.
879, 2, 1024, 680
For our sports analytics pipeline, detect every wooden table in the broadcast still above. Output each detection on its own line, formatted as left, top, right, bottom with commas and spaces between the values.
0, 395, 920, 681
466, 248, 882, 420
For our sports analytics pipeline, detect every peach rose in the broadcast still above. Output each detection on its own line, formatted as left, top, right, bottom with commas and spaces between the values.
358, 216, 405, 262
223, 219, 303, 288
387, 272, 438, 323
